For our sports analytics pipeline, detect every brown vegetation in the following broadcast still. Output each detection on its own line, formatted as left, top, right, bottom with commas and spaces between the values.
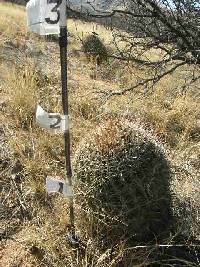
0, 2, 199, 266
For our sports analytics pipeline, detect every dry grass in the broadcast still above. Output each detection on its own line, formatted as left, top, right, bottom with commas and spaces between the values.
2, 64, 38, 128
0, 3, 25, 38
0, 2, 199, 266
67, 18, 113, 47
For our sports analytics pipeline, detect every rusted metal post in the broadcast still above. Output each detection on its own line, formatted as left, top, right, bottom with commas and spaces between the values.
59, 0, 75, 237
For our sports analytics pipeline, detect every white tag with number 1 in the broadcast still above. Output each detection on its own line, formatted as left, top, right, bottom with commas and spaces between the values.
46, 176, 73, 197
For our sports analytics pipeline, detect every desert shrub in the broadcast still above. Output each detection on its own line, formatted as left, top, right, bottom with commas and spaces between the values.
73, 117, 172, 246
82, 33, 108, 65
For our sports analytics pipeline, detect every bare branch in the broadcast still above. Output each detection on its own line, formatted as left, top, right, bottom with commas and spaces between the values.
103, 61, 186, 99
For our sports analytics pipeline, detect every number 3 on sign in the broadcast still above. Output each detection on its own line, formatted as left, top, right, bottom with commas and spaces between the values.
45, 0, 62, 24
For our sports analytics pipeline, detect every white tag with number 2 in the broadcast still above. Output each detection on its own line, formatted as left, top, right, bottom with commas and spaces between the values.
36, 105, 69, 132
26, 0, 64, 35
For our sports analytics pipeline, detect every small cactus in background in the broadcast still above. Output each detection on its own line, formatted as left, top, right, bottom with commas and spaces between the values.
82, 32, 108, 65
73, 117, 172, 246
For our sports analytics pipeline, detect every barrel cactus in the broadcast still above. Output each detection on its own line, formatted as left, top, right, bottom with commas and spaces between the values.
73, 118, 172, 245
82, 33, 108, 65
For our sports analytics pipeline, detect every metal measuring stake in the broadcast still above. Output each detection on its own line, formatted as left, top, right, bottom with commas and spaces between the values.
26, 0, 76, 242
59, 0, 76, 240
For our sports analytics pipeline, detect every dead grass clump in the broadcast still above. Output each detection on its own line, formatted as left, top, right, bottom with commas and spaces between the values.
0, 3, 26, 40
187, 121, 200, 142
73, 117, 172, 246
70, 93, 100, 121
82, 33, 108, 65
171, 146, 200, 241
4, 65, 38, 129
7, 128, 65, 195
0, 239, 38, 267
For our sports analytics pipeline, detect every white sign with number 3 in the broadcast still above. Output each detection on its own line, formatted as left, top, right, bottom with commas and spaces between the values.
26, 0, 64, 35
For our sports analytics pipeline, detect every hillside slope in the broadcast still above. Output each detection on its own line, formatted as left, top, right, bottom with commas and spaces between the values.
0, 2, 200, 267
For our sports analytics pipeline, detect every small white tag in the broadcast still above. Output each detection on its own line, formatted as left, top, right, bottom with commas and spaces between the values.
46, 176, 73, 197
36, 105, 69, 132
